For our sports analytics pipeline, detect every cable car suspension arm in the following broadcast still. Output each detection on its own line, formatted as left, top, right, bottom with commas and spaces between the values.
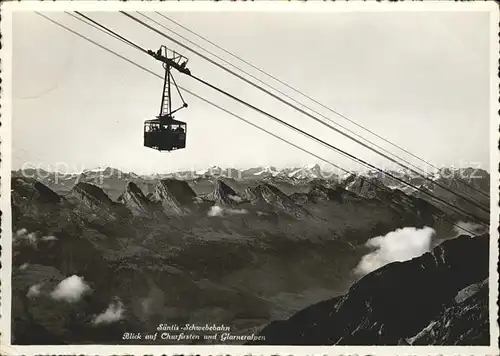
154, 45, 189, 118
74, 12, 190, 121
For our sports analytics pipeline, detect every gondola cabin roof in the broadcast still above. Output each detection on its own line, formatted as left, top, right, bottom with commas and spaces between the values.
144, 117, 186, 125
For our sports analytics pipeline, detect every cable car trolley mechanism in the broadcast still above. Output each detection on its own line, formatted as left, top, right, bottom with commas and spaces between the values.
144, 45, 191, 152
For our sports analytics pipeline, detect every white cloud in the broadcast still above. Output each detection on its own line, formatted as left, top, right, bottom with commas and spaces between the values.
208, 205, 224, 217
207, 205, 248, 217
355, 226, 435, 275
41, 235, 58, 241
50, 275, 91, 303
14, 228, 59, 246
16, 228, 28, 237
15, 230, 38, 247
26, 233, 38, 244
92, 299, 125, 325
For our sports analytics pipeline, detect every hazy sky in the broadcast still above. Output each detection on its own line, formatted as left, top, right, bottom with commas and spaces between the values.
12, 10, 491, 174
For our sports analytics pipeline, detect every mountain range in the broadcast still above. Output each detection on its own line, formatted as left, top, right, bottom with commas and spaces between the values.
10, 165, 490, 345
16, 164, 491, 183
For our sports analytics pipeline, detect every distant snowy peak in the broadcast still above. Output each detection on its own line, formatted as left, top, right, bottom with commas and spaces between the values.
18, 164, 337, 182
242, 164, 334, 181
253, 166, 280, 177
83, 167, 107, 174
196, 166, 223, 176
78, 166, 120, 175
287, 164, 322, 179
187, 164, 333, 181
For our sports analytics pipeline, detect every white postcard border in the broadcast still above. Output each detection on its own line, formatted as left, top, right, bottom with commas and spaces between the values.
1, 1, 499, 355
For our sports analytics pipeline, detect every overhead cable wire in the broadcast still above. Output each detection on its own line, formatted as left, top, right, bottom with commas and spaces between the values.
120, 11, 490, 214
136, 11, 430, 176
139, 12, 435, 184
68, 11, 373, 174
130, 11, 491, 208
40, 11, 484, 235
59, 12, 489, 225
188, 74, 489, 225
135, 11, 490, 211
74, 11, 150, 55
68, 10, 491, 225
42, 12, 346, 175
155, 11, 490, 200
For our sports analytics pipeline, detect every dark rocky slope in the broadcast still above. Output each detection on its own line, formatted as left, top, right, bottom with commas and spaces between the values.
204, 179, 244, 206
245, 183, 309, 219
407, 278, 489, 345
252, 234, 489, 345
150, 179, 198, 216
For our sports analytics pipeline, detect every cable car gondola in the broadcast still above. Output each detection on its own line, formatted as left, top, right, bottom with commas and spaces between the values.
144, 46, 190, 152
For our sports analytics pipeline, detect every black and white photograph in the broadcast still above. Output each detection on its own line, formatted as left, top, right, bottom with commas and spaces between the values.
1, 1, 499, 353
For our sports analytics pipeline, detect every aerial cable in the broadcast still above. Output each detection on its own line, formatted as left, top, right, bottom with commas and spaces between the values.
120, 11, 490, 213
69, 12, 379, 171
137, 12, 436, 185
123, 11, 490, 215
44, 12, 345, 173
146, 11, 490, 207
39, 12, 486, 234
69, 11, 489, 225
189, 74, 489, 225
74, 11, 150, 55
155, 11, 489, 200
